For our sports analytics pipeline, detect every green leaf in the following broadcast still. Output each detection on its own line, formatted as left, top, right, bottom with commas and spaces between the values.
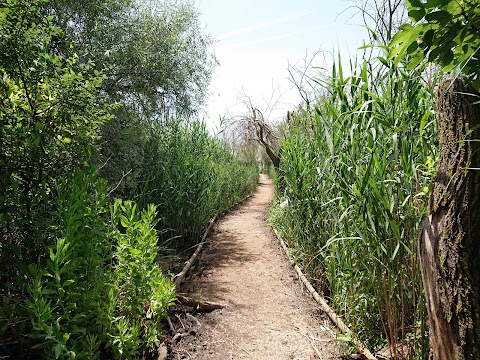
129, 248, 141, 256
120, 215, 129, 228
425, 0, 444, 8
63, 279, 75, 287
391, 241, 401, 261
33, 135, 42, 147
441, 49, 454, 67
389, 25, 424, 65
422, 29, 435, 47
409, 8, 426, 22
419, 111, 432, 137
425, 10, 452, 23
406, 51, 425, 70
54, 344, 62, 359
378, 56, 390, 67
446, 1, 462, 15
406, 40, 419, 54
41, 289, 57, 295
390, 24, 415, 47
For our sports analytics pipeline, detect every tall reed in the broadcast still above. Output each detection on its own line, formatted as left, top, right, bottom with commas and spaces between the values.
121, 119, 259, 245
271, 56, 437, 357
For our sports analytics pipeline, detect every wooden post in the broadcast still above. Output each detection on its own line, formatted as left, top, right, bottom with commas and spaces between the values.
419, 75, 480, 359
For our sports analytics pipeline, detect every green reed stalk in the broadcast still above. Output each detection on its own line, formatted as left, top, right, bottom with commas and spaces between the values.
271, 55, 437, 358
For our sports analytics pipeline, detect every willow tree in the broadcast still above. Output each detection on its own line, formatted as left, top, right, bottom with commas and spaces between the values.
224, 94, 286, 170
46, 0, 216, 117
43, 0, 217, 196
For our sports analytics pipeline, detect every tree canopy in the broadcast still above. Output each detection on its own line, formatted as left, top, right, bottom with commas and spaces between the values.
389, 0, 480, 87
36, 0, 218, 194
44, 0, 216, 118
0, 0, 111, 227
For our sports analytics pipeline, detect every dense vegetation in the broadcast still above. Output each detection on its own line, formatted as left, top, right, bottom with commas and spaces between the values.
2, 0, 478, 358
271, 55, 437, 355
127, 119, 259, 245
0, 0, 257, 358
270, 0, 479, 357
389, 0, 480, 87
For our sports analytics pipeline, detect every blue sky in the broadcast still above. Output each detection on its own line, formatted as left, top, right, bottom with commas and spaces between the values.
195, 0, 370, 130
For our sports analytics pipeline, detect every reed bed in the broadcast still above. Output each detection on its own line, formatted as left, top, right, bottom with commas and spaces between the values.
123, 119, 259, 245
271, 56, 438, 357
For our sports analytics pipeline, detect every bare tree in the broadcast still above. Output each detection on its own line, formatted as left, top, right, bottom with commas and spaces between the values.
287, 50, 328, 110
350, 0, 408, 45
223, 92, 286, 169
248, 105, 281, 168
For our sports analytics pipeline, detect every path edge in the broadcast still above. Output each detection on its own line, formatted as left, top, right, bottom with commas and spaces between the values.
271, 228, 378, 360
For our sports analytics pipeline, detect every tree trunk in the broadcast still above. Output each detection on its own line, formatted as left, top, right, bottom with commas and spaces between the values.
265, 144, 280, 169
419, 75, 480, 359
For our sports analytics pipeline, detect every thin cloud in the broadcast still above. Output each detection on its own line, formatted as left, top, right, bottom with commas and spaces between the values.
224, 23, 341, 48
218, 11, 310, 40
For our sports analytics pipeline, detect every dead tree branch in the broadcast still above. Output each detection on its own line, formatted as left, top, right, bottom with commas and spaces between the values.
174, 215, 217, 287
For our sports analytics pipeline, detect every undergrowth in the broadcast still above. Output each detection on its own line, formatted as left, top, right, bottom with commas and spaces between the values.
127, 120, 259, 244
0, 1, 258, 358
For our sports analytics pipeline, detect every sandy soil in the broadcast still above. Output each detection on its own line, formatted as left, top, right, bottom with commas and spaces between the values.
169, 174, 342, 359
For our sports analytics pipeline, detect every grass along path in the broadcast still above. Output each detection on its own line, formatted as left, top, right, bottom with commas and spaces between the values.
171, 174, 341, 359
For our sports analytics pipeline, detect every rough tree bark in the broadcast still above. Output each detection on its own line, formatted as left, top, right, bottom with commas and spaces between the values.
419, 75, 480, 359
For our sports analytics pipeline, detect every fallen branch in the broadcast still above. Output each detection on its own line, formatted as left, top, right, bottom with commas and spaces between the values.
176, 294, 224, 312
174, 215, 217, 287
166, 316, 175, 333
273, 229, 377, 360
172, 330, 192, 343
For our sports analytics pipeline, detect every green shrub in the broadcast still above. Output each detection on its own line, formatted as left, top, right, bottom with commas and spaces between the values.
20, 171, 176, 359
108, 200, 176, 357
0, 0, 112, 277
0, 2, 256, 358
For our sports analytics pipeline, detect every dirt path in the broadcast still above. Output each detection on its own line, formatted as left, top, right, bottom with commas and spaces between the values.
172, 174, 342, 359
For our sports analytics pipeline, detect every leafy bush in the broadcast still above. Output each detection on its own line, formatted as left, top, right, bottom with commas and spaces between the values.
0, 0, 112, 271
19, 171, 176, 359
0, 1, 256, 358
108, 200, 176, 357
0, 2, 175, 357
271, 56, 437, 357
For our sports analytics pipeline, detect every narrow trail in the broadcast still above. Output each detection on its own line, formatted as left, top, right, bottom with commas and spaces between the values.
173, 174, 341, 359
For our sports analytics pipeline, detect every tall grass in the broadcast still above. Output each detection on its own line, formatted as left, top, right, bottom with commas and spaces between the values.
271, 56, 437, 357
110, 119, 259, 245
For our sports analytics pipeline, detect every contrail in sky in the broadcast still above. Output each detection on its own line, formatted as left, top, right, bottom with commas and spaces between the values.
236, 24, 341, 48
218, 11, 310, 40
